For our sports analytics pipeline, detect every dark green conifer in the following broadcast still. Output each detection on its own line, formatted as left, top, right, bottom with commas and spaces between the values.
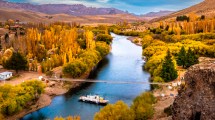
185, 48, 198, 68
161, 49, 178, 82
177, 46, 186, 68
3, 51, 27, 73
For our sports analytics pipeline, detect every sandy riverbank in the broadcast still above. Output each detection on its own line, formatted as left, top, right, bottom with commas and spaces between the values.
5, 70, 92, 120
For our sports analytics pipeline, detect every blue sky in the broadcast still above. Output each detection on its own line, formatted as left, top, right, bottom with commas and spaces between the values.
6, 0, 203, 14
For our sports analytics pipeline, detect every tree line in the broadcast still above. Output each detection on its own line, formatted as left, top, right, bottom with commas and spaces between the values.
94, 92, 156, 120
0, 24, 112, 76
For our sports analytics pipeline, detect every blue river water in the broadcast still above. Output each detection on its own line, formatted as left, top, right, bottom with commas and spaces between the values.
21, 33, 151, 120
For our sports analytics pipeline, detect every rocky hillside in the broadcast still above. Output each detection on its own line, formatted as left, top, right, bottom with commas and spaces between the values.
152, 0, 215, 22
0, 0, 126, 16
172, 58, 215, 120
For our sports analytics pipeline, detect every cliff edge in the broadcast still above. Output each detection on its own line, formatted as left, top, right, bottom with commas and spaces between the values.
172, 58, 215, 120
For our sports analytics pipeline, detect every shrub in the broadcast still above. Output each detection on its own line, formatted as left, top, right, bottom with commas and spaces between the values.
96, 34, 113, 44
164, 105, 172, 116
152, 76, 165, 89
63, 59, 87, 78
96, 41, 110, 57
0, 80, 45, 116
131, 92, 156, 120
94, 101, 135, 120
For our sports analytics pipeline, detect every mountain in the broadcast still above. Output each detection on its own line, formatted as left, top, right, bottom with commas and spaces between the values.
0, 0, 145, 24
0, 7, 143, 24
142, 11, 174, 17
0, 0, 126, 16
151, 0, 215, 22
141, 10, 174, 21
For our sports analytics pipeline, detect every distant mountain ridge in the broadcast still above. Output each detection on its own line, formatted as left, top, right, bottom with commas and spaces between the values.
0, 7, 143, 24
0, 0, 127, 16
140, 10, 174, 21
141, 11, 174, 17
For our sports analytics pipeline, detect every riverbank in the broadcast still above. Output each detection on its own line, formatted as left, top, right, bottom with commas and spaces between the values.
127, 35, 177, 119
5, 70, 92, 120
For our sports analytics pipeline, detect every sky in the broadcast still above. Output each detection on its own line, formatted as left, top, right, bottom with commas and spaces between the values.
6, 0, 203, 15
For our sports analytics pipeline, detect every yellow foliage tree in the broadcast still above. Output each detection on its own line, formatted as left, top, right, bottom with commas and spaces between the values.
85, 30, 95, 50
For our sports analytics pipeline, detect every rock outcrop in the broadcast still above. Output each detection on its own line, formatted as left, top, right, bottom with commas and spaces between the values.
172, 59, 215, 120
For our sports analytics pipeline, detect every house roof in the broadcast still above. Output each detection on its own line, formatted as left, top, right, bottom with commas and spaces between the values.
0, 72, 13, 76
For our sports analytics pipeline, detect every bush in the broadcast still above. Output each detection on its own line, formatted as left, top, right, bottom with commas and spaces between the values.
63, 59, 87, 78
0, 80, 45, 116
63, 40, 110, 78
142, 35, 153, 49
131, 92, 156, 120
164, 105, 172, 116
96, 41, 110, 57
46, 70, 54, 78
152, 76, 165, 89
3, 51, 27, 73
79, 50, 101, 68
96, 34, 113, 44
94, 101, 135, 120
176, 15, 189, 21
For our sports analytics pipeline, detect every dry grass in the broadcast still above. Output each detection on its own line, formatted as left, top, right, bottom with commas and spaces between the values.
151, 0, 215, 22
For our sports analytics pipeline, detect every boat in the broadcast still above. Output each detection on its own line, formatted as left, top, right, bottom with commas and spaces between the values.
79, 95, 109, 105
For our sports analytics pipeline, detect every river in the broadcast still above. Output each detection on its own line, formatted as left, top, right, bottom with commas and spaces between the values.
21, 33, 151, 120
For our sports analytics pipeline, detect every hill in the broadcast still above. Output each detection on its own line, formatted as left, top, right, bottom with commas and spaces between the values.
0, 0, 145, 24
0, 8, 143, 24
151, 0, 215, 22
0, 0, 126, 16
141, 11, 174, 20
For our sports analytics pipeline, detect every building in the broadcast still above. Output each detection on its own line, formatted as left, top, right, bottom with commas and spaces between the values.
0, 72, 13, 80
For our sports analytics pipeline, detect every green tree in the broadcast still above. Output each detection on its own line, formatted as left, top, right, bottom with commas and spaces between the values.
94, 101, 135, 120
177, 46, 186, 68
63, 59, 87, 78
3, 52, 27, 73
185, 48, 198, 68
161, 50, 178, 82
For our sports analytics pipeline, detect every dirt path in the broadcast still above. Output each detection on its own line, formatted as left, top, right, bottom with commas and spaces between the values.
152, 80, 180, 120
0, 71, 44, 86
